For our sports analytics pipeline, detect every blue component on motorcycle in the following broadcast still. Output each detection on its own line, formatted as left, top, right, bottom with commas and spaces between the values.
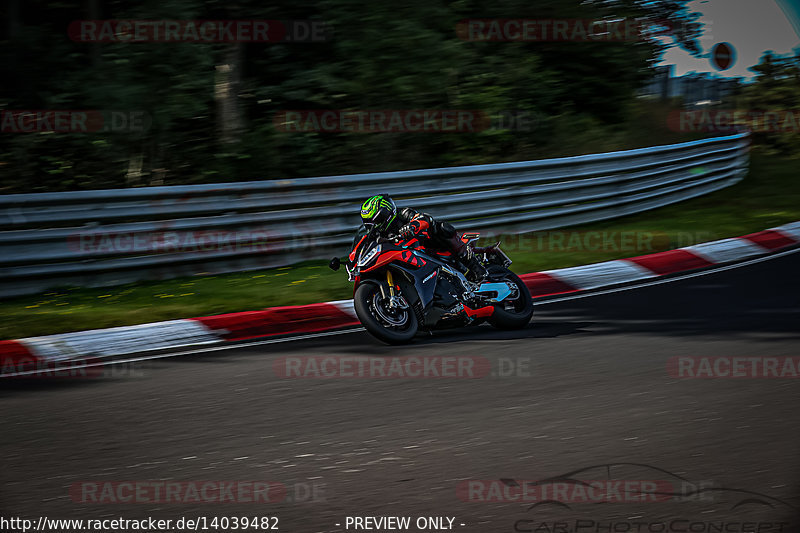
474, 282, 512, 302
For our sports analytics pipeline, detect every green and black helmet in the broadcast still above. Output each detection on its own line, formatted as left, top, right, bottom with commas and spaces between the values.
360, 194, 397, 231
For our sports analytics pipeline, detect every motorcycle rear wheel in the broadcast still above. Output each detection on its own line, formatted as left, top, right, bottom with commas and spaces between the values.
485, 266, 534, 330
354, 282, 419, 344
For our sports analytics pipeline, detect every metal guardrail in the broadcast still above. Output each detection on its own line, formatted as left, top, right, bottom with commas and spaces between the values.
0, 133, 749, 297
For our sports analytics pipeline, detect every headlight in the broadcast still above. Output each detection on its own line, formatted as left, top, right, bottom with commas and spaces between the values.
357, 245, 381, 267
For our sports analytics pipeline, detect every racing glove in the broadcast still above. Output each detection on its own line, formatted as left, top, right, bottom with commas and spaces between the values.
397, 218, 430, 240
397, 225, 415, 240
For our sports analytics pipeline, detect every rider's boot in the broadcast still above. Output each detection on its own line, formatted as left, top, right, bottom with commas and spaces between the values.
461, 247, 489, 283
449, 234, 488, 283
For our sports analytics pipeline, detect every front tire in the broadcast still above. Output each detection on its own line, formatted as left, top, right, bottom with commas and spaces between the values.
485, 266, 534, 330
354, 282, 419, 344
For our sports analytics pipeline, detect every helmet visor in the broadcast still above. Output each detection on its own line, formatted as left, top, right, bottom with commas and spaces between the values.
363, 206, 394, 230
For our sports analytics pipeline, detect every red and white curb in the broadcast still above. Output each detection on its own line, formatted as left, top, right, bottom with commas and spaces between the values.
2, 221, 798, 374
0, 302, 361, 375
520, 222, 800, 298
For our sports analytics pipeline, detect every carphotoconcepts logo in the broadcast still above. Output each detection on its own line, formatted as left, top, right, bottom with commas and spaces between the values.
504, 464, 797, 532
0, 110, 151, 133
456, 18, 687, 42
668, 356, 800, 379
515, 518, 792, 532
68, 20, 330, 43
668, 110, 800, 133
273, 110, 538, 133
69, 481, 287, 504
458, 479, 678, 503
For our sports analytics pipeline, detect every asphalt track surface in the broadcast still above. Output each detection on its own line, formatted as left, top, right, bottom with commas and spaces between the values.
2, 252, 799, 532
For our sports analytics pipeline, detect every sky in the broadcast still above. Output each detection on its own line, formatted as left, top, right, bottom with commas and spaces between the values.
658, 0, 800, 79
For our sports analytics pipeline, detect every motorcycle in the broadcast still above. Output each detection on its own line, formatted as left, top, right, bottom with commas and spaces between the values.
329, 226, 534, 344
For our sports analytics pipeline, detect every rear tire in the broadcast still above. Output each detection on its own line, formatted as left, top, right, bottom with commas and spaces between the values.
485, 266, 534, 330
354, 282, 419, 344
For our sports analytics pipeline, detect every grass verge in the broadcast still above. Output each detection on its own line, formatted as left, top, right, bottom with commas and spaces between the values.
1, 151, 798, 340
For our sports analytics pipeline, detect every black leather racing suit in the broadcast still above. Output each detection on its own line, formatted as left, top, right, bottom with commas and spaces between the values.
382, 207, 487, 281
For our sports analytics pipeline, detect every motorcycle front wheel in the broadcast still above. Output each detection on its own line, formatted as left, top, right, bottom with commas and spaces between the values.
354, 282, 419, 344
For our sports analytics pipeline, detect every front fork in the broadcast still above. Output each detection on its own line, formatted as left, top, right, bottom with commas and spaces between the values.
381, 270, 408, 310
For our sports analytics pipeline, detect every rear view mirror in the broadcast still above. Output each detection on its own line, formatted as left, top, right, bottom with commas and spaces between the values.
329, 257, 341, 271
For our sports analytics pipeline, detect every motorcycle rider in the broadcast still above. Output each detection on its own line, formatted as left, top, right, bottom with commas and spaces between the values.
359, 194, 489, 282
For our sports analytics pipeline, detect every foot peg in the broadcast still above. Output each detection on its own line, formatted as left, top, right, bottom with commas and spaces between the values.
462, 251, 488, 282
